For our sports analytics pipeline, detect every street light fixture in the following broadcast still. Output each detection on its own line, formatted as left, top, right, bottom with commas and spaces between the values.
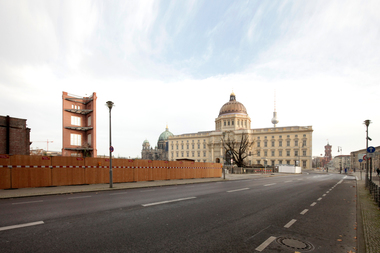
106, 101, 114, 188
364, 119, 371, 184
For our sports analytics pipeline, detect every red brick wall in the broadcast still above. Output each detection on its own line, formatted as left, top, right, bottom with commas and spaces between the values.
0, 116, 30, 155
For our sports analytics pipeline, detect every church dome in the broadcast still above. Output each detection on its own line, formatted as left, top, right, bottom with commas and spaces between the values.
143, 139, 150, 145
158, 126, 173, 142
219, 93, 248, 116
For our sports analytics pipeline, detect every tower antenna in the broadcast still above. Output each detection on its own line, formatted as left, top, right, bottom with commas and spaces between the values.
271, 90, 279, 127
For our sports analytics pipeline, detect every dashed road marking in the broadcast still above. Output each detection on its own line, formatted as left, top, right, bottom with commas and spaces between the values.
317, 197, 322, 201
300, 209, 308, 215
109, 191, 129, 195
0, 221, 44, 231
227, 188, 249, 193
264, 183, 276, 187
68, 196, 92, 200
255, 236, 276, 252
142, 197, 196, 207
323, 194, 326, 196
139, 189, 155, 192
12, 200, 43, 205
284, 219, 297, 228
310, 202, 317, 206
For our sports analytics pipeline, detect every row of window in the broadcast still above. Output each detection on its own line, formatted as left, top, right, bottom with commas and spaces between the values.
258, 134, 307, 139
171, 143, 207, 150
221, 119, 248, 127
256, 149, 306, 157
70, 116, 92, 127
171, 151, 207, 158
257, 140, 306, 148
70, 133, 91, 146
255, 160, 307, 167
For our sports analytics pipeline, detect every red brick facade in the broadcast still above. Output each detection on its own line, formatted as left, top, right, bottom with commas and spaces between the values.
0, 115, 31, 155
62, 92, 97, 157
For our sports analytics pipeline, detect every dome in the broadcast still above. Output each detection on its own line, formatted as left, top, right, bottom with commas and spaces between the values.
218, 93, 248, 116
158, 126, 173, 142
143, 139, 150, 145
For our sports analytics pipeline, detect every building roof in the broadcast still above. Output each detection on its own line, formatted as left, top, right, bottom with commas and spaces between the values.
158, 126, 174, 142
218, 93, 248, 116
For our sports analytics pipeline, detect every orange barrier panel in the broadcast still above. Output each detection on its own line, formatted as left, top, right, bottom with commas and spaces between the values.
84, 158, 110, 184
0, 154, 11, 189
51, 156, 85, 186
10, 155, 52, 188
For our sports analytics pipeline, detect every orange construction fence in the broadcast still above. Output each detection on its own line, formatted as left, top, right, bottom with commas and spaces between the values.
0, 155, 222, 189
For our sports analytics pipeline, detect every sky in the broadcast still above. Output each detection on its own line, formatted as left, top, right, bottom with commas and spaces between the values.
0, 0, 379, 159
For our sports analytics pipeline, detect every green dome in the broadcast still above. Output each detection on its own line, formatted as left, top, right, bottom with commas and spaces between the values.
143, 139, 150, 145
158, 126, 173, 141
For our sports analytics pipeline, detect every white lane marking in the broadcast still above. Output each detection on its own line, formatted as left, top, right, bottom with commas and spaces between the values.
297, 179, 303, 181
185, 185, 195, 188
317, 197, 322, 201
323, 194, 326, 196
310, 202, 317, 206
326, 191, 330, 193
227, 188, 249, 193
109, 192, 129, 195
142, 197, 196, 207
284, 219, 297, 228
12, 200, 43, 205
264, 183, 276, 186
139, 189, 155, 192
255, 236, 276, 252
164, 187, 177, 190
284, 180, 292, 183
300, 209, 308, 215
68, 196, 92, 200
0, 221, 44, 231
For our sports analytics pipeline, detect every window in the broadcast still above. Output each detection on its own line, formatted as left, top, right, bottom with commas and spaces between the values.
71, 116, 81, 126
224, 121, 226, 126
265, 136, 267, 139
181, 152, 184, 157
198, 151, 200, 157
271, 160, 275, 166
286, 150, 290, 156
257, 151, 260, 156
272, 136, 274, 138
295, 135, 298, 137
279, 141, 282, 147
279, 150, 282, 156
257, 142, 260, 147
187, 144, 189, 149
287, 141, 290, 146
203, 151, 206, 157
87, 116, 91, 126
264, 151, 267, 156
192, 151, 194, 157
295, 150, 298, 156
286, 160, 290, 165
258, 137, 260, 140
264, 142, 267, 147
257, 160, 261, 164
232, 120, 234, 125
70, 134, 81, 146
186, 151, 189, 157
303, 150, 306, 156
295, 140, 298, 146
228, 121, 230, 126
271, 141, 274, 147
279, 135, 282, 138
198, 144, 200, 149
303, 140, 307, 146
192, 144, 194, 149
181, 144, 184, 149
171, 145, 174, 150
271, 151, 275, 156
176, 152, 178, 157
279, 160, 283, 165
87, 134, 91, 145
303, 161, 307, 167
287, 135, 290, 138
203, 144, 206, 149
176, 144, 178, 150
303, 134, 306, 137
171, 152, 174, 158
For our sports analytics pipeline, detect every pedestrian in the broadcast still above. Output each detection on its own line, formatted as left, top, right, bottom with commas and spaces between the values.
376, 168, 380, 177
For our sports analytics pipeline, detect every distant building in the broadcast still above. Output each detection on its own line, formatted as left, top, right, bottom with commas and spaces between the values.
0, 115, 31, 155
332, 155, 350, 171
62, 92, 97, 157
166, 93, 313, 169
322, 142, 332, 167
350, 146, 380, 172
142, 126, 173, 160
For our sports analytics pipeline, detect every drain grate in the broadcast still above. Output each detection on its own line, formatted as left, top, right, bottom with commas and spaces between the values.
276, 237, 314, 251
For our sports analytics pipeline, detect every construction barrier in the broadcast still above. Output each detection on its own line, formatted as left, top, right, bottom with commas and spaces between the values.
0, 155, 222, 189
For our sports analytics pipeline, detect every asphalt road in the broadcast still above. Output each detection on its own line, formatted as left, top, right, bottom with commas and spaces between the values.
0, 172, 357, 252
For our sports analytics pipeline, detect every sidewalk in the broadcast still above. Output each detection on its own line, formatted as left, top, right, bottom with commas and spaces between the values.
354, 172, 380, 253
0, 173, 284, 199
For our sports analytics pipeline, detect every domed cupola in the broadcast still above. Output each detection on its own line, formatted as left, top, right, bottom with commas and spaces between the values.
215, 93, 251, 131
158, 126, 174, 142
218, 92, 248, 116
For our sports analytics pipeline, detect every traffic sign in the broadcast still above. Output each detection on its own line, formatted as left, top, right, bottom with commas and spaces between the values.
359, 159, 363, 163
367, 146, 376, 153
110, 146, 114, 152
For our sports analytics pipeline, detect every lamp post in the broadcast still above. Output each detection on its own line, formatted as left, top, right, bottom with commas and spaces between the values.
106, 101, 114, 188
364, 119, 371, 185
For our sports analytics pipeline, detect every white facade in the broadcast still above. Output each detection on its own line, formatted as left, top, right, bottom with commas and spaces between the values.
168, 93, 313, 169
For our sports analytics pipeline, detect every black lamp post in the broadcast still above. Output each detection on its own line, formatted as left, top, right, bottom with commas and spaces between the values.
364, 119, 371, 185
106, 101, 114, 188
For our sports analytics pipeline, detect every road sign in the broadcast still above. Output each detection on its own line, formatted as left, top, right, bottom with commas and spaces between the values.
363, 155, 371, 161
359, 159, 363, 163
110, 146, 114, 152
367, 146, 376, 153
368, 153, 374, 158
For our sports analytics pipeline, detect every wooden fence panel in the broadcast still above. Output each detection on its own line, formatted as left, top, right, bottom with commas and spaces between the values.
51, 156, 85, 186
84, 158, 110, 184
0, 154, 11, 189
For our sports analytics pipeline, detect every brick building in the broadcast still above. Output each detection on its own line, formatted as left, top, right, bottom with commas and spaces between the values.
0, 115, 31, 155
62, 92, 97, 157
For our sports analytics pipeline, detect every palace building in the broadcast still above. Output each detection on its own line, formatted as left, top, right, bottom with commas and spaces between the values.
166, 92, 313, 169
141, 126, 173, 160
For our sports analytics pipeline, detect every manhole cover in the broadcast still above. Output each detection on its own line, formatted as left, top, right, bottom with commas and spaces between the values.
276, 237, 314, 251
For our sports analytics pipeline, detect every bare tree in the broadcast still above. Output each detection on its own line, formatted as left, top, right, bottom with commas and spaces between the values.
221, 131, 254, 167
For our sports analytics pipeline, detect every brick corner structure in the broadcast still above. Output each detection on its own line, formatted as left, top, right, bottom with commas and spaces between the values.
0, 115, 31, 155
62, 92, 97, 157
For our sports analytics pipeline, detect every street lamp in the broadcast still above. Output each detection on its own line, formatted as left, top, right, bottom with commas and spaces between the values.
106, 101, 114, 188
364, 119, 371, 184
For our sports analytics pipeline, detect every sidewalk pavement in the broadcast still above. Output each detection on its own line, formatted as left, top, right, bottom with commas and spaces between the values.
0, 172, 284, 199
